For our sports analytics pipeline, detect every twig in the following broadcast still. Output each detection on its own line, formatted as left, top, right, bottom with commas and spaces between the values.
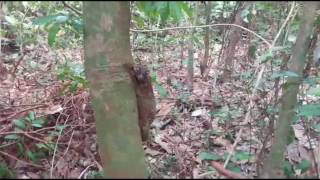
0, 123, 93, 135
77, 164, 94, 179
131, 23, 271, 47
0, 150, 44, 169
50, 115, 70, 178
23, 133, 47, 144
0, 104, 48, 122
61, 1, 82, 16
223, 2, 296, 169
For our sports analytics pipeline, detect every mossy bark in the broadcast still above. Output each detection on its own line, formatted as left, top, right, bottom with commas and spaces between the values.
83, 2, 148, 178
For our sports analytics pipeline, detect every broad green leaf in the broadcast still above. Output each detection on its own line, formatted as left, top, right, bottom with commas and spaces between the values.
298, 104, 320, 117
4, 16, 18, 26
155, 83, 167, 97
28, 111, 36, 121
26, 150, 36, 162
226, 164, 241, 173
48, 24, 61, 46
157, 2, 170, 23
306, 87, 320, 96
234, 151, 251, 161
178, 2, 192, 18
284, 160, 295, 178
199, 152, 222, 161
4, 134, 20, 140
55, 15, 68, 23
150, 71, 157, 83
32, 15, 58, 25
312, 123, 320, 133
32, 119, 45, 125
297, 159, 311, 173
271, 70, 300, 79
0, 163, 15, 178
31, 123, 43, 128
13, 119, 26, 130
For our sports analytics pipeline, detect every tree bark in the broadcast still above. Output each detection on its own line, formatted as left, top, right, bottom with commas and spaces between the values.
260, 2, 320, 178
83, 2, 148, 178
222, 2, 248, 80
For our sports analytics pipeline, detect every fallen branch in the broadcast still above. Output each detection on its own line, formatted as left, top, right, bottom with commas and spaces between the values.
210, 161, 246, 179
0, 150, 45, 169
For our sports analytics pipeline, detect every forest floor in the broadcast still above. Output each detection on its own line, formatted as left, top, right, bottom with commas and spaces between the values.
0, 35, 319, 178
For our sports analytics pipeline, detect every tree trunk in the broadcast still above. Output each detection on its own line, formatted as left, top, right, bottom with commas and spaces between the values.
83, 2, 148, 178
260, 2, 320, 178
201, 1, 211, 79
186, 2, 199, 92
222, 2, 248, 80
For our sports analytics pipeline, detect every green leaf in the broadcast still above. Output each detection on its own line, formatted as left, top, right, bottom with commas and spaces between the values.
69, 81, 79, 92
283, 160, 295, 178
28, 111, 36, 121
226, 163, 241, 173
48, 24, 61, 46
307, 87, 320, 96
259, 51, 273, 63
271, 70, 300, 79
4, 16, 18, 26
234, 151, 251, 161
25, 150, 36, 162
297, 159, 311, 173
4, 134, 20, 140
298, 104, 320, 117
312, 123, 320, 133
248, 45, 257, 58
13, 119, 26, 130
155, 83, 167, 97
55, 15, 68, 23
0, 163, 15, 178
31, 119, 44, 128
199, 152, 222, 161
150, 71, 157, 83
32, 15, 58, 25
178, 2, 192, 18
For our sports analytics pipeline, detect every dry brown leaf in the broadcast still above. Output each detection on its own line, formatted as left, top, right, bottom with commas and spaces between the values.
156, 102, 175, 116
154, 134, 173, 153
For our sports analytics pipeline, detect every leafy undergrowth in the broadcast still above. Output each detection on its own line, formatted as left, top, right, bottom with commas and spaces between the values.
1, 38, 320, 179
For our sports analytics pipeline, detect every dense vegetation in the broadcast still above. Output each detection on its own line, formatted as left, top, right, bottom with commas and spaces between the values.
1, 1, 320, 178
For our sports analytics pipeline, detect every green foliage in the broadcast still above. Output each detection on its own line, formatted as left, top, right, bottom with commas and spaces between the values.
271, 70, 300, 79
136, 2, 192, 25
199, 152, 222, 161
283, 160, 295, 178
163, 155, 177, 168
297, 159, 312, 174
234, 151, 252, 161
150, 71, 168, 97
0, 163, 15, 178
57, 61, 88, 93
12, 112, 46, 131
298, 104, 320, 117
86, 170, 104, 179
306, 86, 320, 96
32, 12, 83, 47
